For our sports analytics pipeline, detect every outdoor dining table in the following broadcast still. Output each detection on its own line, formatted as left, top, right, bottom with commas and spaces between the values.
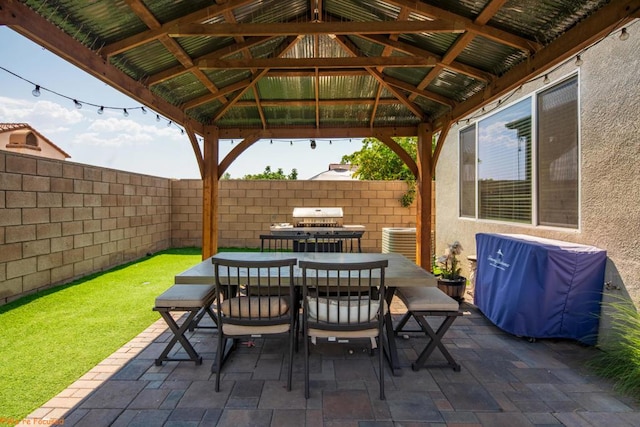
175, 251, 438, 375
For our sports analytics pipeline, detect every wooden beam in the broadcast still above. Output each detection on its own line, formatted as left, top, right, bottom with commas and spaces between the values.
184, 124, 204, 178
218, 133, 262, 178
147, 36, 274, 86
123, 0, 227, 103
357, 34, 494, 82
217, 126, 418, 139
199, 56, 438, 69
169, 20, 466, 37
447, 0, 640, 128
0, 0, 204, 135
202, 126, 219, 259
232, 98, 402, 107
332, 35, 426, 120
383, 0, 541, 52
252, 86, 267, 129
377, 135, 419, 179
100, 0, 256, 57
416, 123, 433, 270
431, 117, 452, 176
383, 75, 455, 107
212, 36, 301, 122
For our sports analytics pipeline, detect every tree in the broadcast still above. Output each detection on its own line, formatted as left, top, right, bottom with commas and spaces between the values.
242, 166, 298, 180
342, 137, 417, 206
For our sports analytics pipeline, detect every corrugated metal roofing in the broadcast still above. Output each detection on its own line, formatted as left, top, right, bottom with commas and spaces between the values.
11, 0, 626, 134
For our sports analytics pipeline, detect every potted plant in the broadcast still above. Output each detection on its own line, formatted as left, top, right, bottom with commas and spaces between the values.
436, 241, 466, 301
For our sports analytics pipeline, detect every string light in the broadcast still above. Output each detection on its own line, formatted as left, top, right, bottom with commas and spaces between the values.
156, 114, 161, 122
543, 74, 550, 84
97, 106, 104, 115
141, 107, 147, 114
74, 99, 82, 109
32, 85, 41, 97
123, 108, 129, 117
619, 28, 629, 41
575, 55, 583, 66
167, 120, 172, 127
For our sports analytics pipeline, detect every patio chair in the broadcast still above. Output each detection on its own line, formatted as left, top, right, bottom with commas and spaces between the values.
300, 259, 388, 400
260, 234, 313, 252
212, 257, 298, 392
313, 232, 362, 253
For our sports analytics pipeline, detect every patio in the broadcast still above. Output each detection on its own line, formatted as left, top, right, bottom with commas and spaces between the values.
28, 297, 640, 426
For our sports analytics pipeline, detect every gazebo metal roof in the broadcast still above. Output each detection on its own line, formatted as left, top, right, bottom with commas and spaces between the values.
2, 0, 637, 262
2, 0, 636, 139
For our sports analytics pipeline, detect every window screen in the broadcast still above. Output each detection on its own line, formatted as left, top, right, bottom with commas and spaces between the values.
477, 99, 532, 223
537, 77, 579, 228
459, 125, 476, 218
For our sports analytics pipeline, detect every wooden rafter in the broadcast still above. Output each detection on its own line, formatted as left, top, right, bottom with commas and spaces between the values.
333, 35, 425, 120
169, 21, 466, 37
100, 0, 256, 57
0, 0, 204, 135
198, 56, 438, 69
123, 0, 227, 103
213, 36, 301, 122
252, 86, 267, 129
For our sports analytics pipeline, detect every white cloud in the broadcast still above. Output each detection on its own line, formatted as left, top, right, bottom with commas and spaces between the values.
0, 96, 83, 132
71, 116, 183, 146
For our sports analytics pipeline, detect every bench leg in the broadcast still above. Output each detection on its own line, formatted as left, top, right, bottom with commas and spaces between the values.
156, 309, 203, 366
189, 304, 219, 332
412, 313, 460, 372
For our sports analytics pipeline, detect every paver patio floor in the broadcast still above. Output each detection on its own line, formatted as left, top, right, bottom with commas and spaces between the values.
26, 297, 640, 426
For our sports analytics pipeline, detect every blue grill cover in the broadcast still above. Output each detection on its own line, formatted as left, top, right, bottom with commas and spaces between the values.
475, 233, 606, 345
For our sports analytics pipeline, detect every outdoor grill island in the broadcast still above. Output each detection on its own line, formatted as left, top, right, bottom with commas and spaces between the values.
265, 207, 365, 252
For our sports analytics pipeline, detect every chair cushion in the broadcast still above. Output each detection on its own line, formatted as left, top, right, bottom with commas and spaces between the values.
221, 296, 289, 319
307, 296, 380, 323
155, 284, 215, 308
396, 287, 459, 311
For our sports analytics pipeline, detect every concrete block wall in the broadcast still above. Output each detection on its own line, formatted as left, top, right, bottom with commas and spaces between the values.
0, 151, 171, 304
171, 179, 420, 251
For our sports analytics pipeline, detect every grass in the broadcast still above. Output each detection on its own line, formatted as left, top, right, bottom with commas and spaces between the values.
588, 298, 640, 399
0, 248, 202, 423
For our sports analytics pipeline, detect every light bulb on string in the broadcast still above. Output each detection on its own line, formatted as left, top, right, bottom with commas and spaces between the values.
180, 129, 185, 135
97, 106, 104, 115
575, 55, 583, 66
74, 99, 82, 109
123, 109, 129, 117
167, 120, 172, 127
619, 28, 629, 41
156, 114, 161, 122
32, 85, 41, 97
270, 139, 273, 144
543, 74, 550, 84
141, 107, 147, 114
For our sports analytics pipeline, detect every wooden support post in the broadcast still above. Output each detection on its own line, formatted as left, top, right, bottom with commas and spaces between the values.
202, 126, 219, 259
416, 123, 433, 270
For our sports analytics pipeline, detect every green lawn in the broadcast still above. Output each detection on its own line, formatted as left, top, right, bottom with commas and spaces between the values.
0, 248, 202, 423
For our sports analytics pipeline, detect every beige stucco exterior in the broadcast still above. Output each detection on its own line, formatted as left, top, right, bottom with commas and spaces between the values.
435, 23, 640, 342
0, 124, 70, 161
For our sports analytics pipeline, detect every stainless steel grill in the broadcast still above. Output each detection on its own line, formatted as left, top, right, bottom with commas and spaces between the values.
270, 207, 364, 236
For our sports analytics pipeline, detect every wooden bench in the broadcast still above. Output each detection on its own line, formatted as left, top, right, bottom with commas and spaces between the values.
153, 284, 217, 365
394, 287, 462, 372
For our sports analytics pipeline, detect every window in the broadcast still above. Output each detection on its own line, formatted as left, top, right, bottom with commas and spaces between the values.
459, 75, 579, 229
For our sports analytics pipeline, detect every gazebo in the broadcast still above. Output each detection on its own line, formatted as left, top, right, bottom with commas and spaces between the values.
2, 0, 636, 267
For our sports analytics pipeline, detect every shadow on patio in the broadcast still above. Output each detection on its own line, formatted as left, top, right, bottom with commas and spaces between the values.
30, 299, 640, 427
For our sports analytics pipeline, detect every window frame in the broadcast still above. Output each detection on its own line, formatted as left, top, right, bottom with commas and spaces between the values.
457, 72, 580, 230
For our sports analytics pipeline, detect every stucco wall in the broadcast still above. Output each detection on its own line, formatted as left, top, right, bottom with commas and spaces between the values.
435, 24, 640, 340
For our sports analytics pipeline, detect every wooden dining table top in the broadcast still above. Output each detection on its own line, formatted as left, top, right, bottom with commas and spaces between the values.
175, 252, 437, 288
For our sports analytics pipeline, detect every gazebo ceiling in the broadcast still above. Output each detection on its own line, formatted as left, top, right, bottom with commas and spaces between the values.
1, 0, 638, 139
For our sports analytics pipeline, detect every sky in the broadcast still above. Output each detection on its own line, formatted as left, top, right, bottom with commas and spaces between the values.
0, 27, 360, 180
